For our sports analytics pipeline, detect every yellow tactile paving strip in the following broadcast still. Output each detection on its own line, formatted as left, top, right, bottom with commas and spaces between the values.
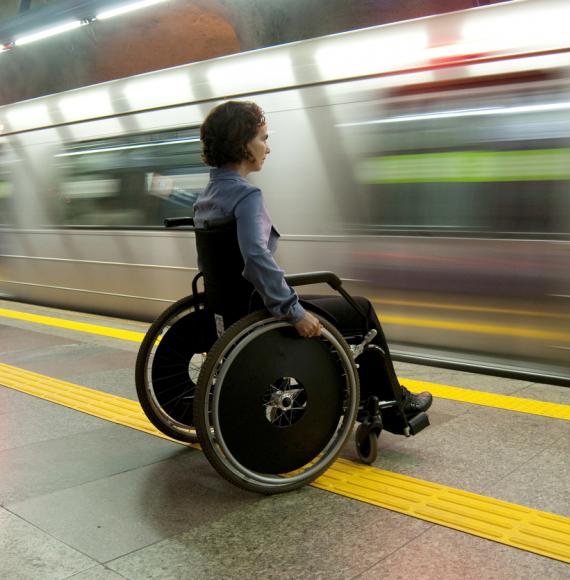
0, 361, 569, 564
1, 306, 569, 422
314, 459, 570, 564
0, 361, 173, 441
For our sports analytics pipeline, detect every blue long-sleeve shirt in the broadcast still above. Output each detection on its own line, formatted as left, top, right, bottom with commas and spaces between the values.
193, 167, 305, 323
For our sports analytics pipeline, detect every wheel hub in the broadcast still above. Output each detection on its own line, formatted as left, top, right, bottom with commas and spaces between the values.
264, 377, 307, 427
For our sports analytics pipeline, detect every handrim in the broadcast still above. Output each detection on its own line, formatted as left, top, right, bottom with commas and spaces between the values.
197, 313, 359, 491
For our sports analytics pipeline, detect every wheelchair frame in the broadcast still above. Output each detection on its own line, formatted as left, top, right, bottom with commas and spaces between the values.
135, 216, 429, 494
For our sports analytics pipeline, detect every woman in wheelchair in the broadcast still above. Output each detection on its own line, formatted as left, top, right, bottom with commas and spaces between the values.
136, 100, 432, 493
195, 100, 432, 421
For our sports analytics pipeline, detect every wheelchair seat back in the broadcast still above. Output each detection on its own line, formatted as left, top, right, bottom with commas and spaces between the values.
194, 217, 255, 334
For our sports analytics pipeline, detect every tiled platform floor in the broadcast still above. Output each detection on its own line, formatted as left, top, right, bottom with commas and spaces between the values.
0, 300, 569, 579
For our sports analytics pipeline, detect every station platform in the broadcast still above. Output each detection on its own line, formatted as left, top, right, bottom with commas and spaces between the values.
0, 299, 569, 579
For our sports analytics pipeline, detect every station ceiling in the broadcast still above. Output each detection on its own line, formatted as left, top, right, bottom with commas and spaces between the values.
0, 0, 512, 106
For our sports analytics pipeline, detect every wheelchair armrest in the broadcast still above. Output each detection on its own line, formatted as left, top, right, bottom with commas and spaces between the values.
164, 217, 194, 228
287, 271, 370, 327
285, 271, 342, 291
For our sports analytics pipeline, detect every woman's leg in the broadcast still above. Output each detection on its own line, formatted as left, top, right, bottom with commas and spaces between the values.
301, 295, 432, 414
301, 295, 398, 398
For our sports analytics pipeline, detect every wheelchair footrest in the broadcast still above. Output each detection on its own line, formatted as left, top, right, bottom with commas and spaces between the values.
406, 412, 430, 435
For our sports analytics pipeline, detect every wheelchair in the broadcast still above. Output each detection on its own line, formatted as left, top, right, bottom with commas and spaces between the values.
136, 216, 429, 494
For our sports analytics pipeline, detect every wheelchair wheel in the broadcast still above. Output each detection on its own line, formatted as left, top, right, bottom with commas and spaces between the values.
355, 423, 380, 464
194, 310, 359, 494
135, 293, 217, 442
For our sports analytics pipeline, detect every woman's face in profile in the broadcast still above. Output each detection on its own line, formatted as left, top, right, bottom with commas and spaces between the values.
246, 123, 270, 172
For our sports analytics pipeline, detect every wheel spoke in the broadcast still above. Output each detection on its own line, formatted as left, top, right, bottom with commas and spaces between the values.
152, 370, 192, 383
160, 389, 194, 408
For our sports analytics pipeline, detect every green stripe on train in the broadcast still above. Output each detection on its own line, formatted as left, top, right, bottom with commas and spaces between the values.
356, 149, 570, 183
0, 182, 12, 198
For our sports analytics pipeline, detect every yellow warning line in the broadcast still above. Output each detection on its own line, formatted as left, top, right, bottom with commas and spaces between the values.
404, 379, 570, 422
0, 307, 145, 343
4, 304, 570, 346
1, 306, 569, 421
0, 361, 568, 564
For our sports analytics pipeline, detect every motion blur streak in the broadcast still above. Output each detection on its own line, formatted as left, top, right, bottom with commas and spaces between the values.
379, 315, 570, 342
372, 299, 570, 319
0, 0, 569, 382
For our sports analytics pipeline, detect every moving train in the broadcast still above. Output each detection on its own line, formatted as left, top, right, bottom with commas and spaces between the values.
1, 0, 569, 383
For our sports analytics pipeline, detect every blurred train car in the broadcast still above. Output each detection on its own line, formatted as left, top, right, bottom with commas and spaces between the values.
1, 0, 569, 382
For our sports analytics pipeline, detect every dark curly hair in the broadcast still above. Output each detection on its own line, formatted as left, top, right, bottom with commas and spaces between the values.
200, 101, 266, 167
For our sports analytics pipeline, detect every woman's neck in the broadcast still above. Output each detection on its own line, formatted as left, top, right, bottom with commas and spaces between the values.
221, 162, 251, 177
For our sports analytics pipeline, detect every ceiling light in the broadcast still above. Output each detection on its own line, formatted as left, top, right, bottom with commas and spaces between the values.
14, 20, 83, 46
96, 0, 168, 21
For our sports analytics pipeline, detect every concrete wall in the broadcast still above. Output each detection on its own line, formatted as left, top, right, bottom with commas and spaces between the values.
0, 0, 239, 104
0, 0, 57, 20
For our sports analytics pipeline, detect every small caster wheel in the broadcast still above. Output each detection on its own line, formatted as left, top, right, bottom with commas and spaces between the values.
355, 423, 380, 464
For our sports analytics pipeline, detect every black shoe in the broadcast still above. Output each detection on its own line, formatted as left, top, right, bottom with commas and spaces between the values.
401, 385, 433, 416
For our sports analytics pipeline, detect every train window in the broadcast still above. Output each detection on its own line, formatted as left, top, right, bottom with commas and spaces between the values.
55, 128, 207, 227
342, 80, 570, 238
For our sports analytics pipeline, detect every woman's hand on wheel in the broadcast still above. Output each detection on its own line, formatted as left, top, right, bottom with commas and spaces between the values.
294, 312, 321, 337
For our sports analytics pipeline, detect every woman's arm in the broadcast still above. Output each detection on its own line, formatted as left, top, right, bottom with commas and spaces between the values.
235, 189, 304, 322
235, 189, 321, 336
